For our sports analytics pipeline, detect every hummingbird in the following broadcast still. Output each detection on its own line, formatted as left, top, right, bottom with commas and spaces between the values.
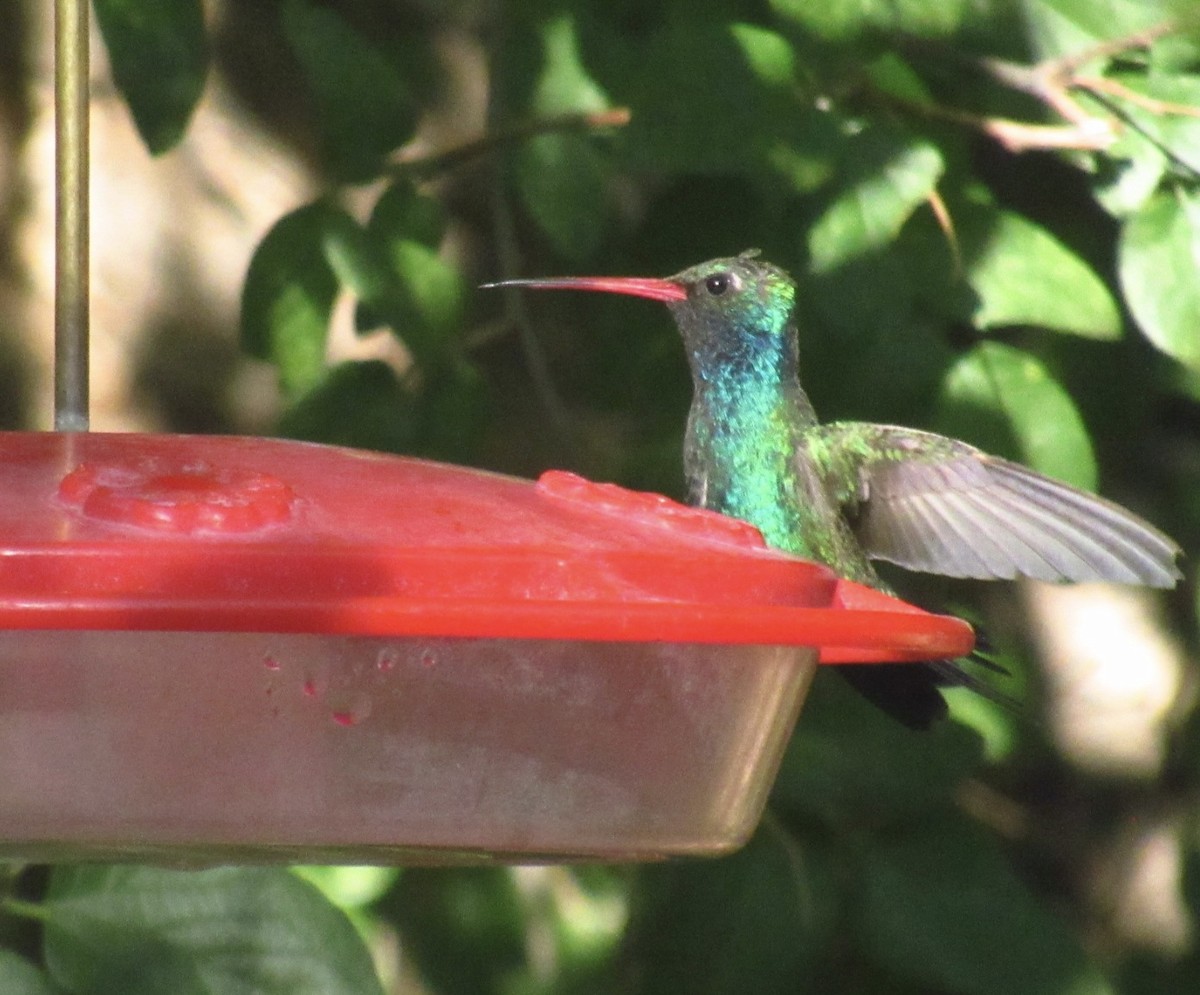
484, 251, 1183, 728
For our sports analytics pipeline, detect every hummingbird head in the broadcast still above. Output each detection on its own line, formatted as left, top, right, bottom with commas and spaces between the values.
661, 251, 797, 371
482, 249, 799, 383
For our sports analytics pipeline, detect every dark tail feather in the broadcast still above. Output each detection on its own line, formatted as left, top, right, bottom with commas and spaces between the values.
837, 648, 1015, 731
837, 664, 949, 730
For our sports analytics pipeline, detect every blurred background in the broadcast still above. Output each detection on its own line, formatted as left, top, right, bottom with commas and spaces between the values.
2, 0, 1200, 992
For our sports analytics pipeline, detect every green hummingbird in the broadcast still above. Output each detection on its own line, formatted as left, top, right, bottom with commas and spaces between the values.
484, 251, 1182, 728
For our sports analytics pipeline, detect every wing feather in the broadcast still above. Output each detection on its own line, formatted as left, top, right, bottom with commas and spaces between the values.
815, 424, 1181, 586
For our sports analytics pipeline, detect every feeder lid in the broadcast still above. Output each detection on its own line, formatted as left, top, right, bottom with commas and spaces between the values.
0, 432, 971, 662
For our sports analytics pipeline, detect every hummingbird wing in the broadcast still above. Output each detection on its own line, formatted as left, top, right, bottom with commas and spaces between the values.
808, 423, 1182, 587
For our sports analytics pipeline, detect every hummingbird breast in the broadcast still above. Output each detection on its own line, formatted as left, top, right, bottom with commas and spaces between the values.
684, 387, 873, 582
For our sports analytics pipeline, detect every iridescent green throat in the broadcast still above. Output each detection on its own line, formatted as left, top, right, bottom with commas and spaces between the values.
680, 311, 869, 579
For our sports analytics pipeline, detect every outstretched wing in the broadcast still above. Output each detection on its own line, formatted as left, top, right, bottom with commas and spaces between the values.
808, 423, 1182, 587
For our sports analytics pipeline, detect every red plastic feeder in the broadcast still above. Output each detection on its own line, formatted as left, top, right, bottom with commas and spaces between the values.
0, 432, 971, 862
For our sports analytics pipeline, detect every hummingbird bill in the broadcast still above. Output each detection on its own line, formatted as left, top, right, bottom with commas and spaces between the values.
483, 251, 1182, 728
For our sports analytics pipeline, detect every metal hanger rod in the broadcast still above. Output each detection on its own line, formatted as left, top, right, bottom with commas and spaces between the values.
54, 0, 89, 431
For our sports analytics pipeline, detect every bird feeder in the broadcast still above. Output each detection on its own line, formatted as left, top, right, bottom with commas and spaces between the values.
0, 0, 972, 863
0, 431, 971, 862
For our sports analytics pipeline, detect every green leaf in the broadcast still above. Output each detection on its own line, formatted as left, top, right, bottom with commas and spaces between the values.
1119, 189, 1200, 370
42, 866, 383, 995
773, 669, 985, 824
858, 818, 1114, 995
281, 0, 416, 183
409, 361, 488, 461
358, 183, 466, 364
320, 211, 394, 318
586, 23, 798, 172
517, 134, 611, 260
966, 209, 1121, 339
626, 822, 837, 995
1090, 74, 1200, 216
380, 867, 529, 995
514, 15, 614, 258
938, 342, 1098, 490
0, 952, 61, 995
770, 0, 976, 42
1023, 0, 1170, 60
277, 360, 415, 453
241, 201, 342, 396
92, 0, 208, 154
365, 180, 445, 250
808, 131, 943, 273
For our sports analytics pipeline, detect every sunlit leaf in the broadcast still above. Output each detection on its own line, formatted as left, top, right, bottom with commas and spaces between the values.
241, 201, 342, 396
1023, 0, 1170, 60
43, 866, 383, 995
1090, 74, 1200, 216
966, 209, 1121, 339
93, 0, 208, 153
357, 183, 466, 364
1119, 189, 1200, 370
938, 342, 1098, 490
808, 132, 943, 273
238, 201, 343, 396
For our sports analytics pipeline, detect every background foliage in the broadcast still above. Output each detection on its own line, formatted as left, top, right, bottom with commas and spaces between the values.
4, 0, 1200, 991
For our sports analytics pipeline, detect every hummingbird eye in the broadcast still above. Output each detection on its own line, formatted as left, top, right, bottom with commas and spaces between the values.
703, 273, 734, 296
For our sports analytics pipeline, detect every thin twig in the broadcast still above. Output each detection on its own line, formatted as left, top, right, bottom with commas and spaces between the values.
887, 20, 1192, 155
1076, 74, 1200, 119
881, 92, 1118, 152
388, 107, 630, 179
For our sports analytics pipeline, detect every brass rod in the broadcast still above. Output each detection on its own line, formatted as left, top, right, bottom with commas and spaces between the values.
54, 0, 89, 431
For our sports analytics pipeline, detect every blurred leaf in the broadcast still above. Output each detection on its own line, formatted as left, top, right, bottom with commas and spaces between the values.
858, 818, 1114, 995
586, 22, 798, 172
241, 201, 341, 396
625, 822, 837, 995
938, 341, 1098, 490
357, 183, 466, 365
277, 360, 415, 453
518, 134, 612, 260
965, 208, 1121, 339
1118, 188, 1200, 370
808, 131, 943, 273
515, 17, 613, 260
42, 866, 382, 995
770, 0, 975, 42
410, 361, 489, 461
1023, 0, 1169, 60
864, 52, 935, 105
365, 179, 445, 249
0, 952, 60, 995
93, 0, 208, 154
291, 867, 399, 914
772, 669, 985, 824
380, 868, 528, 995
282, 0, 416, 182
1090, 74, 1200, 216
320, 210, 394, 316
